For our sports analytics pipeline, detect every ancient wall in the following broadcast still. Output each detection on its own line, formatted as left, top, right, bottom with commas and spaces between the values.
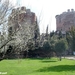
56, 9, 75, 31
8, 6, 40, 52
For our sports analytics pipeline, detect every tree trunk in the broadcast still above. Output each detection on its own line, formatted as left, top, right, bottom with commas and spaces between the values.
59, 55, 61, 61
26, 51, 28, 58
59, 53, 62, 61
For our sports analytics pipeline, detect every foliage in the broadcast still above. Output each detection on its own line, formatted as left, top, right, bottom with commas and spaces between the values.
49, 31, 58, 51
43, 41, 50, 50
0, 0, 12, 26
66, 26, 75, 51
7, 6, 40, 54
0, 0, 14, 58
0, 2, 40, 59
49, 31, 68, 60
50, 31, 55, 38
58, 31, 63, 39
55, 39, 68, 53
55, 39, 68, 61
49, 39, 56, 51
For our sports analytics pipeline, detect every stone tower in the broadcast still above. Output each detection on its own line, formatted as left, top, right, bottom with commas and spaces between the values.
55, 9, 75, 32
8, 6, 40, 52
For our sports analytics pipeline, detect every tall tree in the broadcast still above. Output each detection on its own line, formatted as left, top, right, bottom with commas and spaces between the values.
0, 0, 14, 59
55, 39, 68, 61
66, 26, 75, 54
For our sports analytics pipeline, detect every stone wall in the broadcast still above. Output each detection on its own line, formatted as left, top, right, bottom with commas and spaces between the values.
56, 9, 75, 31
8, 6, 40, 53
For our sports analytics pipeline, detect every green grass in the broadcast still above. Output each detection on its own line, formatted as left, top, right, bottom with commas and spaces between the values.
0, 58, 75, 75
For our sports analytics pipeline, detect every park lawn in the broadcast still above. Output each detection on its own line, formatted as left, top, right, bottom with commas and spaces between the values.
0, 58, 75, 75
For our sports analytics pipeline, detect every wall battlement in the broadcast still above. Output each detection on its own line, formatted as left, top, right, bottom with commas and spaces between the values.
9, 7, 36, 25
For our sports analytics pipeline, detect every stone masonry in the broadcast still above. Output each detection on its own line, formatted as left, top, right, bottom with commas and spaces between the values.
8, 6, 40, 52
55, 9, 75, 32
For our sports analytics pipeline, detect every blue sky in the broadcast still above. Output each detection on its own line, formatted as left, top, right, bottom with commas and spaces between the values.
5, 0, 75, 33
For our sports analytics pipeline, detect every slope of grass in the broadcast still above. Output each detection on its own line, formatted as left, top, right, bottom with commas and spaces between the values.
0, 58, 75, 75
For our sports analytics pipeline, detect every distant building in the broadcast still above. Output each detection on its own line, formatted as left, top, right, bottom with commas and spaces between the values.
55, 9, 75, 32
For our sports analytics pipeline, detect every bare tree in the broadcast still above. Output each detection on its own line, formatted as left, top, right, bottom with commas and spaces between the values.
0, 1, 40, 59
6, 6, 41, 58
0, 0, 15, 59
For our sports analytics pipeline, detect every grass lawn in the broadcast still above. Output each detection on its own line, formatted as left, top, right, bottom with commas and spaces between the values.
0, 58, 75, 75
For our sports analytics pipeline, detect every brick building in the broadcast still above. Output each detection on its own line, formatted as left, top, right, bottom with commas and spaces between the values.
55, 9, 75, 32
